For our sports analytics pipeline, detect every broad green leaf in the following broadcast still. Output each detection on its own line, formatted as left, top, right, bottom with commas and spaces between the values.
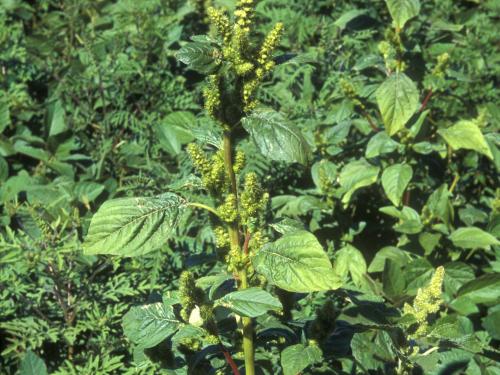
14, 141, 50, 162
385, 0, 421, 30
379, 206, 423, 234
19, 350, 48, 375
383, 259, 405, 298
448, 227, 499, 250
48, 99, 67, 137
409, 109, 429, 138
252, 231, 341, 292
0, 96, 10, 133
365, 131, 400, 158
156, 111, 195, 156
438, 120, 493, 160
368, 246, 412, 273
122, 302, 181, 349
443, 262, 475, 296
351, 331, 396, 370
453, 274, 500, 306
339, 159, 380, 204
176, 41, 218, 73
0, 156, 8, 182
376, 72, 419, 136
333, 245, 368, 288
418, 232, 442, 255
482, 306, 500, 340
423, 184, 453, 225
311, 160, 337, 191
84, 193, 185, 257
73, 181, 105, 204
281, 343, 322, 375
381, 163, 413, 206
215, 287, 282, 317
242, 109, 311, 165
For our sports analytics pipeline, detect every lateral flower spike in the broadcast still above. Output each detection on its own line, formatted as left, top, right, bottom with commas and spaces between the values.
403, 266, 445, 337
258, 22, 284, 71
207, 7, 231, 43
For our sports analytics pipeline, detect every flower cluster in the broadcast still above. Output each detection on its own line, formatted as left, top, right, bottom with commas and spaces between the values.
217, 193, 238, 223
179, 271, 206, 322
186, 143, 229, 195
240, 172, 269, 227
243, 22, 284, 111
203, 75, 221, 119
205, 0, 283, 115
403, 266, 445, 337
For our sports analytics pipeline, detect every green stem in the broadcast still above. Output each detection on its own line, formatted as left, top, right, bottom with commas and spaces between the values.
188, 202, 220, 217
223, 131, 255, 375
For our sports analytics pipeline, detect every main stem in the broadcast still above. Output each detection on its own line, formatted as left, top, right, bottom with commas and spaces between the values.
223, 131, 255, 375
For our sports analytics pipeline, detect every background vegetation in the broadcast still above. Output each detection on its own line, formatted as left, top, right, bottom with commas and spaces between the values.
0, 0, 499, 374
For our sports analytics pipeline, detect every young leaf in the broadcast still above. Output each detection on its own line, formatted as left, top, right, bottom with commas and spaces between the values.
176, 41, 218, 73
339, 159, 380, 204
19, 350, 48, 375
333, 245, 368, 288
454, 274, 500, 306
365, 131, 400, 158
376, 72, 419, 136
438, 120, 493, 160
381, 163, 413, 206
84, 193, 185, 257
448, 227, 499, 250
379, 206, 423, 234
122, 302, 181, 349
215, 287, 282, 317
155, 111, 195, 156
385, 0, 421, 30
281, 343, 322, 375
252, 231, 341, 292
242, 109, 311, 165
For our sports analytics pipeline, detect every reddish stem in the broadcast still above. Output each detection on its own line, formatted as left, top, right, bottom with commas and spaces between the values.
419, 89, 433, 112
361, 108, 379, 132
243, 231, 251, 256
403, 190, 411, 206
221, 344, 241, 375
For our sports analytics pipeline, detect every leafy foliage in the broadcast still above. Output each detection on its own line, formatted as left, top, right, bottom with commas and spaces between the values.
1, 0, 499, 374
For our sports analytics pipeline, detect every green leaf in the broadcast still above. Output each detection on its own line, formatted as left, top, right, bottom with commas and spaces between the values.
385, 0, 421, 30
215, 287, 282, 317
418, 232, 442, 255
14, 141, 50, 162
438, 120, 493, 160
19, 350, 48, 375
482, 306, 500, 340
339, 159, 380, 204
252, 231, 341, 293
381, 163, 413, 206
368, 246, 412, 273
365, 131, 400, 158
379, 206, 423, 234
122, 302, 181, 349
333, 245, 368, 289
351, 331, 396, 370
376, 72, 419, 136
242, 109, 311, 165
48, 99, 67, 137
155, 111, 195, 156
0, 95, 10, 133
84, 193, 185, 257
176, 41, 218, 73
281, 343, 322, 375
383, 259, 406, 298
454, 274, 500, 306
448, 227, 499, 250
